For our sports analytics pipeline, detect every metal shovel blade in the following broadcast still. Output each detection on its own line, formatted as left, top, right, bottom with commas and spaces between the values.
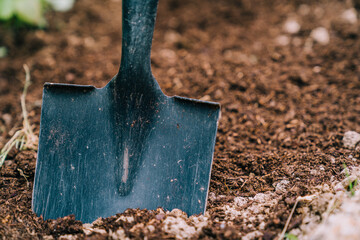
32, 0, 220, 223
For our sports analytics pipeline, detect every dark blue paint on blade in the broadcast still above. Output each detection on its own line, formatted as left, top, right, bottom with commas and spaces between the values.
33, 83, 219, 223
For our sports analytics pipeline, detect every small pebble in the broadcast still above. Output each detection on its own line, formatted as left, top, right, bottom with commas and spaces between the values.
283, 19, 301, 34
313, 66, 322, 73
310, 27, 330, 45
47, 0, 75, 12
170, 208, 186, 218
233, 197, 248, 207
147, 225, 155, 232
155, 213, 165, 220
2, 114, 12, 127
274, 180, 290, 194
208, 192, 216, 201
59, 235, 78, 240
275, 35, 290, 46
343, 131, 360, 149
341, 8, 358, 24
160, 49, 176, 60
164, 31, 181, 44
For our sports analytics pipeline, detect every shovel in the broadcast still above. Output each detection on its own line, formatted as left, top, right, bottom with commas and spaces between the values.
32, 0, 220, 223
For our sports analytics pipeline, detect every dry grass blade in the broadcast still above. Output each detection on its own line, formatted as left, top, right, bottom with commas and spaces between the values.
0, 64, 39, 168
278, 195, 316, 240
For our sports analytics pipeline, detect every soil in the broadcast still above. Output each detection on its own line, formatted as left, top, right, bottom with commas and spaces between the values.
1, 0, 360, 239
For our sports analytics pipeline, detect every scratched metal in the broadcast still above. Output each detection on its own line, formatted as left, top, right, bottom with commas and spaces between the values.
32, 0, 220, 223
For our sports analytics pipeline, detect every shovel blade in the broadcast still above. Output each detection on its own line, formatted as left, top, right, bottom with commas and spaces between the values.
32, 83, 220, 223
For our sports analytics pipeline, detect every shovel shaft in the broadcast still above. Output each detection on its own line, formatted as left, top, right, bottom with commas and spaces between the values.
119, 0, 159, 77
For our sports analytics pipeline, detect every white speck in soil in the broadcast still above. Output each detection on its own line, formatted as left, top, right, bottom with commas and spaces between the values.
310, 27, 330, 45
283, 19, 301, 34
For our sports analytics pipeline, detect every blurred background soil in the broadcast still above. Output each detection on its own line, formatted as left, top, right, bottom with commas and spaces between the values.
0, 0, 360, 239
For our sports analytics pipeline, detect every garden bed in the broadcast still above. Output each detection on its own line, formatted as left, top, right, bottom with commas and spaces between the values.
1, 0, 360, 239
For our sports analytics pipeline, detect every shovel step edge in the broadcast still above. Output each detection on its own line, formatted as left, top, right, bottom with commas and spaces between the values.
172, 96, 220, 108
44, 82, 96, 91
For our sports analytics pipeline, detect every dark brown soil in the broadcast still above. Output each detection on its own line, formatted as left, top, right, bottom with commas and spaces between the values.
1, 0, 360, 239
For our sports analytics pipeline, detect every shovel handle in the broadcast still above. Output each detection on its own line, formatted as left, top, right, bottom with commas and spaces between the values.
118, 0, 159, 77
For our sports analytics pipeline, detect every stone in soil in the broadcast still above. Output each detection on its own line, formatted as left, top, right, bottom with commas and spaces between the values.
343, 131, 360, 149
